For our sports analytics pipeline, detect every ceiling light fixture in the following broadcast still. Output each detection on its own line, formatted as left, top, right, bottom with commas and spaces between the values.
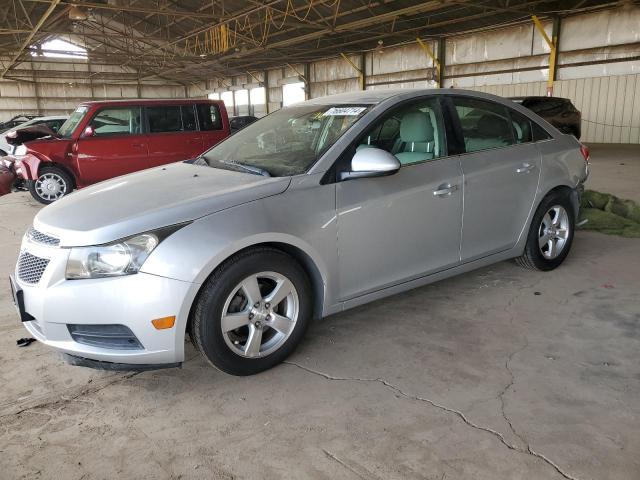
69, 6, 88, 21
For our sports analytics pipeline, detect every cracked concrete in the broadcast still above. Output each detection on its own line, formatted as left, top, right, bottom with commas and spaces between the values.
1, 144, 640, 480
283, 361, 577, 480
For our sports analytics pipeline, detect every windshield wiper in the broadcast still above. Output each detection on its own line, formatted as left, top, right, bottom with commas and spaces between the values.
220, 160, 271, 177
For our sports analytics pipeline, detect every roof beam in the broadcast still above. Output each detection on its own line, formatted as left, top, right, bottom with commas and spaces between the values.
22, 1, 221, 19
1, 0, 62, 79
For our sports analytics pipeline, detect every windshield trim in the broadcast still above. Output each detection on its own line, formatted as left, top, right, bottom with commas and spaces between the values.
57, 105, 89, 139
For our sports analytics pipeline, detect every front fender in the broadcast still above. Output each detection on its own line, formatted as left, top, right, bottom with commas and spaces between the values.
143, 221, 330, 290
15, 154, 41, 181
141, 179, 338, 316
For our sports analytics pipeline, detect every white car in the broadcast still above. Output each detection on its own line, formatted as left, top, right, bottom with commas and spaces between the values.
0, 116, 67, 156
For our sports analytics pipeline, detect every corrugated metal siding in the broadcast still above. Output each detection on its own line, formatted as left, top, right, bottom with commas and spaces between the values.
468, 75, 640, 143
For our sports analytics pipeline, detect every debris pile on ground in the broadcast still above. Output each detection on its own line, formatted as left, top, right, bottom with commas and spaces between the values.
579, 190, 640, 238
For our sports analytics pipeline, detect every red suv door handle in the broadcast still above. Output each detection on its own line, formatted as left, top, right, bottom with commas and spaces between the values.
131, 143, 145, 148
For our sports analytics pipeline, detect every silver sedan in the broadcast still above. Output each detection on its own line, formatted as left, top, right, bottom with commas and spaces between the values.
12, 89, 589, 375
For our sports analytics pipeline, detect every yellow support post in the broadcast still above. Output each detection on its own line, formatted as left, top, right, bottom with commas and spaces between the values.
416, 38, 441, 87
340, 53, 364, 90
286, 63, 307, 84
246, 71, 262, 85
532, 15, 557, 96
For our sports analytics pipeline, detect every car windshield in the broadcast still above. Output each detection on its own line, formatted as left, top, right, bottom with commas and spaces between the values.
57, 106, 88, 138
200, 104, 370, 176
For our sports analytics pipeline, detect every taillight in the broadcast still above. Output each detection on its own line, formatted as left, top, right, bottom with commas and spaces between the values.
579, 144, 590, 163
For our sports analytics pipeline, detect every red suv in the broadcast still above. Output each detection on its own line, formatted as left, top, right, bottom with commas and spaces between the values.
16, 99, 230, 203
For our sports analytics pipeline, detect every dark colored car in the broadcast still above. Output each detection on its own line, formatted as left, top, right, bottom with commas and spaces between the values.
15, 99, 230, 204
0, 115, 39, 133
511, 96, 581, 139
230, 115, 258, 132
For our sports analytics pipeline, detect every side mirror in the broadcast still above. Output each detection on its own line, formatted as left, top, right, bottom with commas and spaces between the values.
82, 125, 95, 138
339, 147, 401, 181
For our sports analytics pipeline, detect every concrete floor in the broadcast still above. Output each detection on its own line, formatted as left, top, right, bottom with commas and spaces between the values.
0, 145, 639, 480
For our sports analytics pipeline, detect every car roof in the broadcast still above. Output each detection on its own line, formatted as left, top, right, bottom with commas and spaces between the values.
301, 88, 520, 107
77, 98, 223, 108
26, 115, 68, 121
509, 96, 570, 101
303, 89, 412, 105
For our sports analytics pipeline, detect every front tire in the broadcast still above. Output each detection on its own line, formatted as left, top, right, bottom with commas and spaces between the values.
190, 247, 312, 375
28, 166, 73, 204
516, 190, 575, 271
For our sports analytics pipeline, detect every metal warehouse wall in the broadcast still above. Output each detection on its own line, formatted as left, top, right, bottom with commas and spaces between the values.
3, 7, 639, 144
0, 51, 187, 120
197, 7, 640, 144
468, 75, 640, 144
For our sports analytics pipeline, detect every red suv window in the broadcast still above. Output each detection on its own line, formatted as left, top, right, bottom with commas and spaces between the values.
147, 105, 197, 133
196, 103, 223, 131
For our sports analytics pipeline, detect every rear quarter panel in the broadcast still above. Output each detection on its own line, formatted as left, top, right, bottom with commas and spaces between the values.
537, 133, 587, 197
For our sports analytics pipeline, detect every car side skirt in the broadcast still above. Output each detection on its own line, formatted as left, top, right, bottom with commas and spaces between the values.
338, 247, 521, 314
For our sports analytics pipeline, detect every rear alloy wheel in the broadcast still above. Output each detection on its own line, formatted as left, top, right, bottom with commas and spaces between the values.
28, 167, 73, 204
191, 248, 312, 375
516, 190, 575, 271
538, 205, 570, 260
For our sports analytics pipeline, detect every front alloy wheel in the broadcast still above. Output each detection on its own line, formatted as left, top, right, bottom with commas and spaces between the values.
221, 272, 299, 358
191, 247, 312, 375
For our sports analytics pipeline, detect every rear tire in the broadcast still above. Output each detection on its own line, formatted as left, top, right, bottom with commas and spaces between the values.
190, 247, 312, 376
28, 166, 73, 204
516, 190, 575, 271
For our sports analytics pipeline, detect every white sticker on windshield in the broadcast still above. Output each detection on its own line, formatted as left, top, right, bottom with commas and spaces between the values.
323, 107, 367, 117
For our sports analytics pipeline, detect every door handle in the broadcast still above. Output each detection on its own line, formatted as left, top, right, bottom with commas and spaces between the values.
516, 162, 535, 174
131, 143, 146, 148
433, 184, 458, 197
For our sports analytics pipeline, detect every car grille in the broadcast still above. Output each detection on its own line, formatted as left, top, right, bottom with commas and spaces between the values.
27, 227, 60, 247
17, 252, 50, 284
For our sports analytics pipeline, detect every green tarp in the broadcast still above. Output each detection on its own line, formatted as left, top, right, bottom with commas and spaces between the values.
578, 190, 640, 238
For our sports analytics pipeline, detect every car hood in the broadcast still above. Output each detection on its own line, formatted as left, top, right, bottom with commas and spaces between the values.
34, 162, 291, 247
5, 124, 57, 146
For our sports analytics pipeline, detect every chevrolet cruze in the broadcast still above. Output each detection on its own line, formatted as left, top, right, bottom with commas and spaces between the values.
10, 89, 589, 375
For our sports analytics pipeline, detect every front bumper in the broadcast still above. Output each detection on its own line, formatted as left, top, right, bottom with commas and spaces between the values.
14, 235, 199, 366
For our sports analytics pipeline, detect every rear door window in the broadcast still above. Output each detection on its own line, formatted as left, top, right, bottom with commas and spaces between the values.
532, 122, 552, 141
147, 105, 192, 133
508, 109, 533, 144
90, 107, 142, 136
451, 97, 515, 153
197, 104, 223, 131
181, 106, 197, 131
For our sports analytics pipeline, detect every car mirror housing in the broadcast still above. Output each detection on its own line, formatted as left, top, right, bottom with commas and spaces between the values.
339, 147, 401, 181
82, 125, 96, 138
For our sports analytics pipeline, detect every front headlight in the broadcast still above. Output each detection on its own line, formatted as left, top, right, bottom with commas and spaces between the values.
66, 232, 159, 279
14, 145, 27, 156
